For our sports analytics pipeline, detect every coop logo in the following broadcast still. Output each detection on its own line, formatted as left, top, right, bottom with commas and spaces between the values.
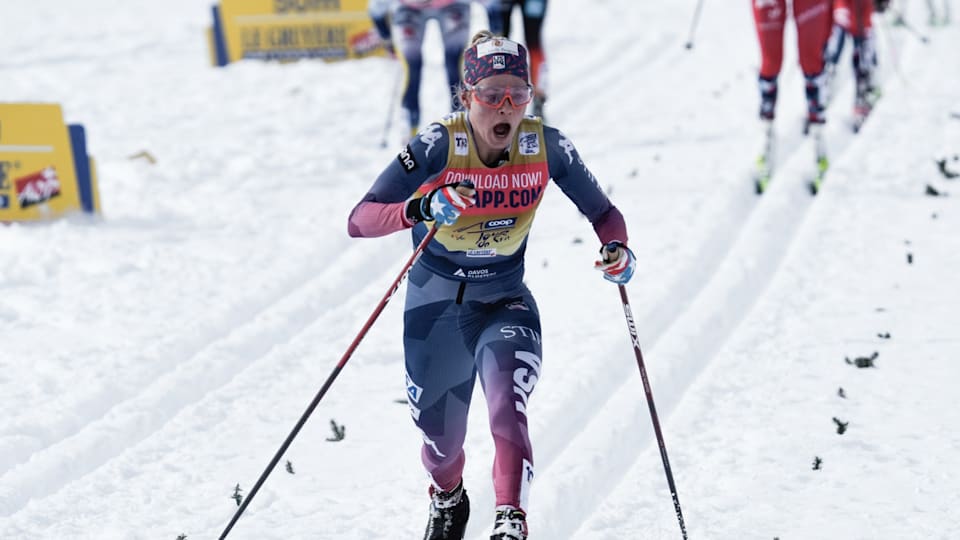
15, 167, 61, 208
274, 0, 340, 13
397, 145, 418, 173
484, 217, 516, 229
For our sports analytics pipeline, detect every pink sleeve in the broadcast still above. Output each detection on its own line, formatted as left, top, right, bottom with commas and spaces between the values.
347, 200, 413, 238
593, 205, 629, 246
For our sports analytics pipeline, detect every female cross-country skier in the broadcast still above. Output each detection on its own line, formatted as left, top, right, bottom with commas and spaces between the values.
347, 30, 635, 540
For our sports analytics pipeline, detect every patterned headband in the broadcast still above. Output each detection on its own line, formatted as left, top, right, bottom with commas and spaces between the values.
462, 37, 530, 86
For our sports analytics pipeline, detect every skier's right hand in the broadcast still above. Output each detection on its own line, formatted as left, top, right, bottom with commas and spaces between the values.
406, 181, 476, 226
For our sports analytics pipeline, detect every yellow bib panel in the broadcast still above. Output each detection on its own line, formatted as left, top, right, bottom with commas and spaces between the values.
423, 113, 550, 259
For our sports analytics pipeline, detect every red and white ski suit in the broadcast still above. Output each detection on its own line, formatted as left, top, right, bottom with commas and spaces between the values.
752, 0, 833, 80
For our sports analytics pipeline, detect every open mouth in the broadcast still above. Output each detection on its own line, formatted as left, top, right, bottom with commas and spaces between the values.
492, 123, 511, 138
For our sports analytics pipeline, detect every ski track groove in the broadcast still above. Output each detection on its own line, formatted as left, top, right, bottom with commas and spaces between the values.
0, 238, 408, 519
547, 71, 886, 540
0, 249, 344, 474
552, 32, 679, 130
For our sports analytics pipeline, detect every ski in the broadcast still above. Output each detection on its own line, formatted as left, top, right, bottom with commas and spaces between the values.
808, 154, 830, 195
754, 120, 775, 194
808, 123, 829, 195
852, 107, 870, 133
755, 153, 772, 194
852, 88, 881, 133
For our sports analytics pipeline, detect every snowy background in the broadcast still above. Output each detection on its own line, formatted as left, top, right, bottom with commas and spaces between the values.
2, 0, 959, 538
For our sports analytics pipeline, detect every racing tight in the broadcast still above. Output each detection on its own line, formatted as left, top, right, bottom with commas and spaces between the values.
826, 0, 877, 86
752, 0, 833, 122
403, 263, 541, 511
391, 2, 471, 133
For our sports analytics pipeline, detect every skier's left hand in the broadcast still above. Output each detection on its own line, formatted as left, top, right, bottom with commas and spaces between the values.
595, 242, 636, 284
874, 0, 889, 13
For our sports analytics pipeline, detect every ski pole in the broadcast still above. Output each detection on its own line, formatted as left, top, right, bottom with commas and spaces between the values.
684, 0, 706, 50
219, 225, 440, 540
615, 283, 688, 539
890, 8, 930, 43
877, 6, 908, 84
380, 62, 403, 148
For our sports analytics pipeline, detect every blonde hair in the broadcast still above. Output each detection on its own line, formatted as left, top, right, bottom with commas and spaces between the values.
468, 30, 497, 48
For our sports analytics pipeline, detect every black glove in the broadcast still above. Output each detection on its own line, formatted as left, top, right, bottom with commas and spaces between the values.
874, 0, 889, 13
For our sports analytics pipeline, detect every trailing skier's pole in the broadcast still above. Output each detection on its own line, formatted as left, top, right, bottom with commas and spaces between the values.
684, 0, 706, 49
219, 225, 439, 540
877, 6, 908, 84
616, 284, 688, 539
380, 64, 403, 148
890, 8, 930, 43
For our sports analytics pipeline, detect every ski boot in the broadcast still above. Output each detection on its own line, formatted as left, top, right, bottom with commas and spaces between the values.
423, 481, 470, 540
852, 73, 880, 133
490, 505, 528, 540
754, 76, 778, 194
851, 35, 880, 133
803, 71, 828, 136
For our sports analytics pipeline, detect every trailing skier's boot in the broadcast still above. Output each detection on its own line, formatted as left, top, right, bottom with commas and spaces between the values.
851, 33, 880, 132
423, 481, 470, 540
489, 505, 528, 540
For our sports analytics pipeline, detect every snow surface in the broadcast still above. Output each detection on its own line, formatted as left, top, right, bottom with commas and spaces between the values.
2, 1, 959, 538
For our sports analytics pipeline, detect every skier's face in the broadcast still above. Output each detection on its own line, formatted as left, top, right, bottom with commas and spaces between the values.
465, 74, 528, 155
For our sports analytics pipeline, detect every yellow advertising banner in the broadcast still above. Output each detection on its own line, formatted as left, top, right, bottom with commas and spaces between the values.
210, 0, 385, 65
0, 103, 84, 222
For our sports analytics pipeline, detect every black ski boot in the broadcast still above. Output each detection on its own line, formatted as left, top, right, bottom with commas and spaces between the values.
489, 505, 528, 540
423, 481, 470, 540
